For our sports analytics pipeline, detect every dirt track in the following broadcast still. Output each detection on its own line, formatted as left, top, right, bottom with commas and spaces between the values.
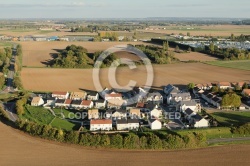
0, 121, 250, 166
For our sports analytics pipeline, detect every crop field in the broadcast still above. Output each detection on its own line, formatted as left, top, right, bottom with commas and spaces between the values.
21, 63, 250, 92
205, 60, 250, 71
141, 25, 250, 36
174, 52, 218, 62
211, 111, 250, 126
20, 41, 148, 67
1, 122, 250, 166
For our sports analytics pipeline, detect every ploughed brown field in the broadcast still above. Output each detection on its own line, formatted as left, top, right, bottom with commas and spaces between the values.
174, 52, 218, 62
19, 41, 148, 67
0, 122, 250, 166
21, 63, 250, 92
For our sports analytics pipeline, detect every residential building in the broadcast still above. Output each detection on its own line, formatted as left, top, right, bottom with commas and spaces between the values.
146, 92, 163, 104
163, 84, 179, 95
95, 99, 107, 108
31, 97, 44, 106
64, 99, 72, 108
242, 89, 250, 96
52, 91, 69, 99
150, 105, 163, 119
112, 109, 127, 119
46, 97, 56, 106
71, 100, 82, 109
55, 99, 65, 107
81, 100, 94, 109
129, 108, 141, 118
105, 93, 123, 100
70, 91, 87, 100
90, 119, 112, 131
88, 109, 99, 119
116, 119, 140, 130
218, 82, 232, 89
107, 99, 125, 109
148, 118, 162, 130
190, 114, 209, 128
211, 97, 222, 109
178, 100, 201, 113
86, 91, 99, 101
167, 92, 191, 105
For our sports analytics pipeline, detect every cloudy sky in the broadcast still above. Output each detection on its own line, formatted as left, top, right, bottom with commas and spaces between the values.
0, 0, 249, 18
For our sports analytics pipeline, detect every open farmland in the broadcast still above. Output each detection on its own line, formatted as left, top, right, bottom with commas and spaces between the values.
141, 25, 250, 36
205, 60, 250, 71
174, 52, 218, 62
21, 63, 250, 92
1, 122, 250, 166
20, 41, 148, 67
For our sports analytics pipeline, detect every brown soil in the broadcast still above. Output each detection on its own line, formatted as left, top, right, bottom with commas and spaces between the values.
21, 63, 250, 92
174, 52, 218, 62
0, 121, 250, 166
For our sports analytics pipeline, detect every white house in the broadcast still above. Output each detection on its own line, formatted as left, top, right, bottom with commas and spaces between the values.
107, 99, 125, 109
150, 105, 163, 119
95, 99, 107, 108
46, 97, 56, 106
54, 99, 66, 107
167, 92, 191, 105
211, 97, 222, 109
112, 109, 127, 119
88, 109, 99, 119
148, 118, 162, 130
87, 91, 99, 101
70, 91, 87, 100
52, 91, 69, 99
218, 82, 232, 89
105, 92, 123, 100
81, 100, 94, 109
190, 114, 209, 128
31, 97, 44, 106
178, 100, 201, 113
146, 92, 163, 104
116, 119, 140, 130
163, 84, 179, 95
90, 119, 112, 131
70, 100, 82, 109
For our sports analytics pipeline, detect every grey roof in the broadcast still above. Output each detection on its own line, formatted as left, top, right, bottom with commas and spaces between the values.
207, 94, 214, 99
95, 98, 105, 103
71, 100, 82, 105
106, 109, 114, 114
181, 100, 197, 106
47, 97, 55, 101
55, 99, 65, 104
211, 97, 222, 103
86, 90, 98, 96
148, 92, 162, 98
115, 109, 127, 114
116, 119, 127, 124
127, 119, 139, 124
202, 91, 210, 96
193, 114, 203, 121
145, 103, 157, 110
148, 118, 159, 123
185, 108, 194, 115
172, 92, 191, 98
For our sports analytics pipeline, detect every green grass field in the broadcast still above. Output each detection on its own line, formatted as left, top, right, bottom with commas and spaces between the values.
177, 127, 234, 139
205, 60, 250, 70
211, 111, 250, 126
51, 117, 81, 131
23, 106, 55, 125
0, 42, 13, 48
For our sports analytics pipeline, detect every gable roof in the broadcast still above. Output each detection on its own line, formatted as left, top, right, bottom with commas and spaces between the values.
181, 100, 198, 106
88, 109, 99, 114
31, 97, 42, 104
136, 102, 145, 108
71, 100, 82, 105
148, 118, 160, 123
70, 91, 86, 98
116, 119, 127, 124
211, 97, 222, 103
53, 91, 68, 96
193, 114, 203, 122
243, 89, 250, 95
81, 100, 92, 106
127, 119, 139, 123
64, 99, 72, 104
185, 108, 194, 115
86, 90, 98, 96
219, 82, 231, 86
90, 119, 112, 125
55, 99, 65, 104
105, 93, 122, 98
114, 109, 127, 114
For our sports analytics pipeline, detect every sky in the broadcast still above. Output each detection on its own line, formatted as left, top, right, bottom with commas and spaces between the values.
0, 0, 249, 18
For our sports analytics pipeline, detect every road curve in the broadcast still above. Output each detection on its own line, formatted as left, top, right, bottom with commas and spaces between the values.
0, 121, 250, 166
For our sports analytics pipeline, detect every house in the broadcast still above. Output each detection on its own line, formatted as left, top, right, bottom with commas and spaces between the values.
86, 91, 99, 101
116, 119, 140, 130
129, 108, 141, 119
81, 100, 94, 109
148, 118, 162, 130
112, 109, 127, 119
70, 91, 87, 100
190, 114, 209, 128
193, 87, 204, 98
167, 92, 191, 105
95, 99, 107, 108
46, 97, 56, 106
90, 119, 112, 131
150, 105, 163, 119
105, 109, 114, 119
211, 97, 222, 109
195, 83, 212, 90
107, 99, 125, 109
88, 109, 99, 119
146, 92, 163, 104
52, 91, 69, 99
64, 99, 72, 108
105, 93, 123, 100
55, 99, 66, 107
242, 89, 250, 96
184, 108, 196, 120
232, 82, 246, 89
163, 84, 179, 95
218, 82, 232, 89
70, 100, 82, 109
178, 100, 201, 113
31, 97, 44, 106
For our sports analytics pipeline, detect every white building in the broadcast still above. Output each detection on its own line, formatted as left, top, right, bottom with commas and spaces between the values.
52, 91, 69, 99
31, 97, 44, 106
148, 118, 162, 130
90, 119, 112, 131
116, 119, 140, 130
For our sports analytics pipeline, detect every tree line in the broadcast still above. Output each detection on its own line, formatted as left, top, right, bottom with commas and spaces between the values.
15, 119, 207, 150
0, 46, 12, 88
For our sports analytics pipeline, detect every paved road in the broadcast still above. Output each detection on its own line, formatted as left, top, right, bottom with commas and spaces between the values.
3, 102, 18, 122
208, 137, 250, 144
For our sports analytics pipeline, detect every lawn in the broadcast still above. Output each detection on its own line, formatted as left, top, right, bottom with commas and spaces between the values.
0, 42, 13, 48
50, 117, 81, 131
211, 111, 250, 126
53, 108, 87, 119
22, 106, 55, 125
176, 127, 234, 139
205, 60, 250, 71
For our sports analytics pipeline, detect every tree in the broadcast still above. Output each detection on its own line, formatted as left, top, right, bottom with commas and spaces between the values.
188, 47, 192, 52
100, 134, 110, 147
175, 45, 180, 52
110, 134, 123, 148
242, 83, 249, 89
163, 41, 169, 52
221, 93, 241, 108
123, 134, 139, 149
187, 83, 195, 90
187, 32, 191, 37
211, 86, 219, 93
65, 131, 79, 144
209, 43, 215, 53
231, 33, 235, 41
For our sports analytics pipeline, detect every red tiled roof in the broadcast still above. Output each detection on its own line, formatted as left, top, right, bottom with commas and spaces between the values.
219, 82, 231, 86
136, 102, 145, 108
90, 119, 112, 125
243, 89, 250, 95
64, 99, 72, 104
105, 93, 122, 98
81, 100, 92, 106
53, 91, 68, 95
